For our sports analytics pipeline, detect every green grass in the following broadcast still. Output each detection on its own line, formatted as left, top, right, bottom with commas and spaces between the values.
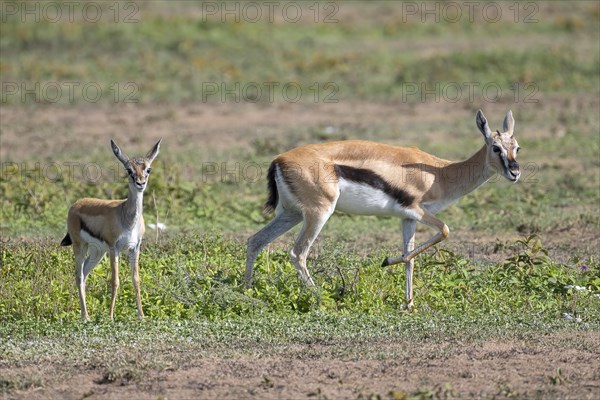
1, 2, 598, 104
2, 312, 595, 367
2, 234, 598, 322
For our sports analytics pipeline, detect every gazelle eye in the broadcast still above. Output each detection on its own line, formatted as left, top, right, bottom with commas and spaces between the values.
516, 147, 520, 153
492, 146, 501, 153
146, 168, 152, 174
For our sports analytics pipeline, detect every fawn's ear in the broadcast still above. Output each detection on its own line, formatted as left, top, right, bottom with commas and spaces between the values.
503, 110, 515, 136
146, 138, 162, 163
111, 139, 129, 166
476, 109, 492, 143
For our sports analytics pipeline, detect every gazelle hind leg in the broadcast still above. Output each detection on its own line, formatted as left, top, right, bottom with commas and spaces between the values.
75, 239, 107, 320
80, 242, 106, 319
290, 209, 333, 287
74, 242, 89, 320
82, 241, 106, 279
245, 209, 303, 287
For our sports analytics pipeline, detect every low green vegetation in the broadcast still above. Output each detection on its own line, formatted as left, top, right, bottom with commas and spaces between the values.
2, 234, 598, 322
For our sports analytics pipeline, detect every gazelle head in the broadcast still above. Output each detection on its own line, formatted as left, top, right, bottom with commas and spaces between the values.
476, 110, 520, 182
111, 139, 162, 192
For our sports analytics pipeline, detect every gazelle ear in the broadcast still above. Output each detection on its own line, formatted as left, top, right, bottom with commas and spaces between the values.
146, 138, 162, 163
476, 110, 492, 141
111, 139, 129, 166
503, 110, 515, 135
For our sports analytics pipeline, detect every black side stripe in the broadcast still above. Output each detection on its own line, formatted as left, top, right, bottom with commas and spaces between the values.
80, 218, 105, 243
334, 164, 415, 207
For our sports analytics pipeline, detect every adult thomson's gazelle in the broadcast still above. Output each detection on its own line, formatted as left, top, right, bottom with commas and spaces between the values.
246, 110, 520, 308
60, 139, 162, 320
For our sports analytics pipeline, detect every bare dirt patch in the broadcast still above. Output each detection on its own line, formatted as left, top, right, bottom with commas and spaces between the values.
2, 99, 567, 162
3, 332, 599, 400
2, 101, 420, 161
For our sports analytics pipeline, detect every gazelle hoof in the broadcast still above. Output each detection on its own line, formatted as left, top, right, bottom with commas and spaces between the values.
381, 258, 390, 267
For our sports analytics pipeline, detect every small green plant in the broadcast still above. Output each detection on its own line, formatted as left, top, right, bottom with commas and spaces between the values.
409, 383, 455, 400
549, 368, 569, 385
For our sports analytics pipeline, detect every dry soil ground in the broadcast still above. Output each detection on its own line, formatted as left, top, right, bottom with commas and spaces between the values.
3, 332, 599, 399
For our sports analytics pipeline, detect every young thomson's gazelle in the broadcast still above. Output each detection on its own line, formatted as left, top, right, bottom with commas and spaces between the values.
246, 110, 520, 308
60, 139, 162, 320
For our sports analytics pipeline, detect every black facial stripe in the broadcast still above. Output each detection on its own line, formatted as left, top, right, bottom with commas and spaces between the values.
498, 151, 520, 176
334, 164, 415, 207
499, 151, 510, 172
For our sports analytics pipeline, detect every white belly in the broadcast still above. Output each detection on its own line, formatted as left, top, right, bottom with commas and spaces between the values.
335, 179, 413, 217
80, 229, 109, 253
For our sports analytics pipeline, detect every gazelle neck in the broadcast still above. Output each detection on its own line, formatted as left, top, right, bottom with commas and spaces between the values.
122, 186, 144, 228
443, 145, 494, 199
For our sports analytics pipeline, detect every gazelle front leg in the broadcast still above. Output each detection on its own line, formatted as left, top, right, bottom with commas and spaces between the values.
382, 210, 449, 267
129, 244, 144, 320
109, 249, 120, 320
401, 219, 417, 309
